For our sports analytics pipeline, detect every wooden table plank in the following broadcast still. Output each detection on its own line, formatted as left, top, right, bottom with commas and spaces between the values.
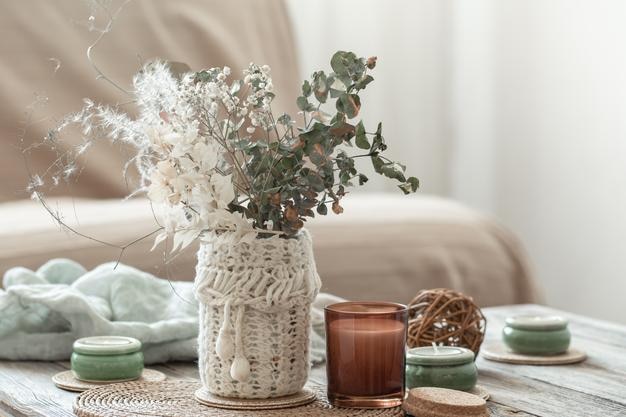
0, 304, 625, 416
0, 361, 73, 417
479, 366, 626, 416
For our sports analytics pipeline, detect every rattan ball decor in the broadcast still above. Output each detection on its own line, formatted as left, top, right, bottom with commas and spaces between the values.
407, 288, 487, 355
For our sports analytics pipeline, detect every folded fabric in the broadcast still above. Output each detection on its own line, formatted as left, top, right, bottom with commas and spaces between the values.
0, 259, 341, 364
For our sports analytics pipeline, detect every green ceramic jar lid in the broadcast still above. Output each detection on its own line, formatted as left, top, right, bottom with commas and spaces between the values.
406, 346, 475, 366
73, 336, 142, 356
505, 315, 568, 331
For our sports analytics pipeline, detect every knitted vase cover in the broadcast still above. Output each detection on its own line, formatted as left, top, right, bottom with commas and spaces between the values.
194, 229, 322, 399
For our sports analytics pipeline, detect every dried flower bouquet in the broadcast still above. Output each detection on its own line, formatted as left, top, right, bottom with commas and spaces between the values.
30, 51, 417, 250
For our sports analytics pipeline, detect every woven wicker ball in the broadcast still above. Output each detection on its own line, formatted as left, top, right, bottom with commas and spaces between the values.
407, 289, 486, 355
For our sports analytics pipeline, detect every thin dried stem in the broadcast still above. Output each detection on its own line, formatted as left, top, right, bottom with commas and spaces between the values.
85, 0, 133, 95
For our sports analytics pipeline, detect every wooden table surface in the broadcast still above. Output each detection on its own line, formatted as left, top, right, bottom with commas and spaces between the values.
1, 304, 625, 417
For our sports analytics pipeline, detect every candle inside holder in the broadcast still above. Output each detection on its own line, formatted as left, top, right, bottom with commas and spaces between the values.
325, 301, 407, 408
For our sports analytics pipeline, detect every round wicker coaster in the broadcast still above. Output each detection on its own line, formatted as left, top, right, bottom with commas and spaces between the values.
195, 386, 316, 410
481, 343, 587, 365
53, 369, 166, 392
73, 381, 404, 417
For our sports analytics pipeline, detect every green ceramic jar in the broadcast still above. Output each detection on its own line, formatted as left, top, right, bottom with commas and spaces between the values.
71, 336, 144, 382
405, 346, 477, 392
502, 315, 570, 355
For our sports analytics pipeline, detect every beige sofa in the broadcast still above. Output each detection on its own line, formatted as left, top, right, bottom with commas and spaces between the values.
0, 195, 539, 306
0, 0, 540, 306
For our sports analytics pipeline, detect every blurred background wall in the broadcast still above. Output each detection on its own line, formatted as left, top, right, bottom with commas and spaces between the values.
288, 0, 453, 196
288, 0, 626, 322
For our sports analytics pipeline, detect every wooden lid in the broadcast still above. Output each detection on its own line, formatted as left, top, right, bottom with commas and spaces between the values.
403, 387, 488, 417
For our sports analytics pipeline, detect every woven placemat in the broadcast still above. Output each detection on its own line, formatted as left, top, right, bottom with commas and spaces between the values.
53, 369, 166, 392
481, 343, 587, 365
74, 381, 404, 416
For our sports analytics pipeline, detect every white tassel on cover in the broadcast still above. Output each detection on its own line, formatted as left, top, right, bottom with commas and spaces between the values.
215, 299, 234, 360
230, 304, 250, 382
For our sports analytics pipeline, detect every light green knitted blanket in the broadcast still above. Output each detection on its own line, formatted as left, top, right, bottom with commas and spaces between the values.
0, 259, 335, 364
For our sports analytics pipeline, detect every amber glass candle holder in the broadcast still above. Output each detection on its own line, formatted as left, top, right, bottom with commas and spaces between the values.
325, 301, 408, 408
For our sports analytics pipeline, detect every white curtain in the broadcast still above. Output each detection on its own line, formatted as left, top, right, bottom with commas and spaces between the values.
288, 0, 626, 322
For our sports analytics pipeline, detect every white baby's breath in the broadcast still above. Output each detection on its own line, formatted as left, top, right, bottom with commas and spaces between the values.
38, 59, 285, 250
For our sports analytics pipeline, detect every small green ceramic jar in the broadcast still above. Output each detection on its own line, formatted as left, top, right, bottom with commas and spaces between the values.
502, 315, 570, 355
405, 346, 477, 392
71, 336, 144, 382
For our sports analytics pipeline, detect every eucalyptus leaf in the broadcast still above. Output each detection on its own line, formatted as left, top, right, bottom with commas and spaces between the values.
329, 121, 355, 139
302, 80, 312, 97
339, 170, 351, 185
329, 88, 345, 98
312, 71, 329, 103
355, 75, 374, 90
306, 173, 326, 192
309, 143, 328, 166
398, 176, 420, 194
330, 51, 352, 75
371, 155, 384, 173
355, 121, 369, 149
380, 163, 406, 182
296, 96, 308, 111
336, 93, 361, 119
371, 122, 387, 152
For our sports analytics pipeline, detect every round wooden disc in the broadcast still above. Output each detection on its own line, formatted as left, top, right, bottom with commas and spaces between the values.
406, 385, 489, 401
74, 381, 405, 416
195, 387, 316, 410
404, 387, 487, 417
53, 369, 166, 392
481, 343, 587, 365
